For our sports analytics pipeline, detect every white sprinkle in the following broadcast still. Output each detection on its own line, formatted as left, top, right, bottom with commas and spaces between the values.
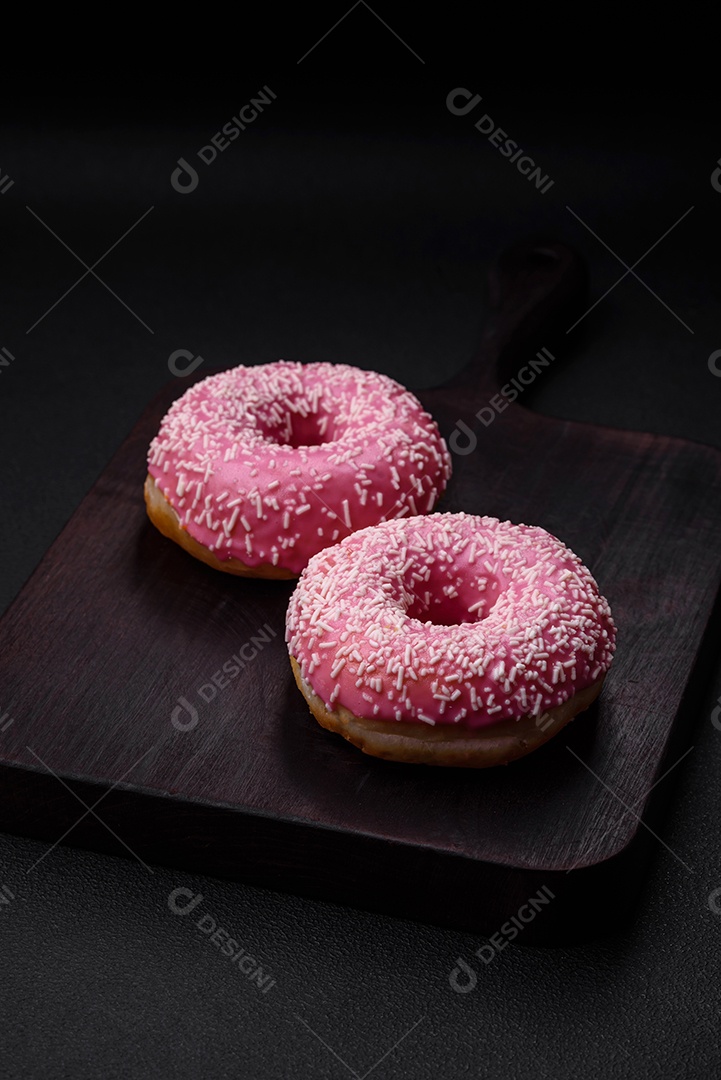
225, 506, 240, 536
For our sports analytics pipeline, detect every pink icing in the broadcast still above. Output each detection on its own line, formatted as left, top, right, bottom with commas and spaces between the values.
147, 361, 451, 575
286, 513, 617, 728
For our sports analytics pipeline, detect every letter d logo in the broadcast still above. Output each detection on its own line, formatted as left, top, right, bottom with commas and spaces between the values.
446, 88, 482, 116
448, 957, 477, 993
171, 157, 199, 194
168, 887, 204, 915
708, 351, 721, 378
171, 696, 199, 731
711, 159, 721, 194
448, 420, 477, 457
168, 350, 205, 378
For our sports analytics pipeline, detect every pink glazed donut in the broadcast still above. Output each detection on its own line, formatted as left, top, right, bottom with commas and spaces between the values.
286, 512, 617, 767
145, 361, 451, 578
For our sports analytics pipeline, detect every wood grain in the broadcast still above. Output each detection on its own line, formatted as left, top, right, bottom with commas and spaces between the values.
1, 237, 719, 943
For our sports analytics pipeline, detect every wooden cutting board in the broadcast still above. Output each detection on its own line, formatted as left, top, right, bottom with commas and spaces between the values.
2, 239, 719, 944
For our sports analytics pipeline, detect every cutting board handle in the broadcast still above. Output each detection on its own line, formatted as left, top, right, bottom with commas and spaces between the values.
447, 237, 588, 403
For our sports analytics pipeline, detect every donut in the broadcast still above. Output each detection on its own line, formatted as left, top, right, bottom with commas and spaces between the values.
145, 361, 451, 578
286, 513, 616, 767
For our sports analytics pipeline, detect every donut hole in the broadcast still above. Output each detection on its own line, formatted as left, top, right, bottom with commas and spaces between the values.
255, 405, 339, 448
278, 413, 337, 448
403, 569, 502, 627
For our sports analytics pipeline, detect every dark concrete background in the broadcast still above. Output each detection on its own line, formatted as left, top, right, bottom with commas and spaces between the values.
1, 39, 720, 1080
